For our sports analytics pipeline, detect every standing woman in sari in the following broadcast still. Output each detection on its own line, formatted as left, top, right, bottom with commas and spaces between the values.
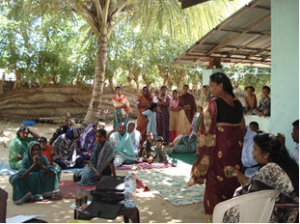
113, 86, 130, 129
195, 85, 211, 155
9, 142, 60, 205
169, 90, 180, 144
188, 73, 244, 223
156, 86, 171, 145
136, 86, 153, 145
177, 84, 197, 136
8, 126, 40, 170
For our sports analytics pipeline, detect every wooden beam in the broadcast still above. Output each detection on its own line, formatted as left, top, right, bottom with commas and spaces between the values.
206, 14, 270, 56
246, 44, 271, 58
255, 6, 271, 11
180, 58, 271, 65
261, 55, 271, 61
188, 0, 267, 53
194, 45, 271, 52
186, 54, 269, 63
228, 30, 271, 57
174, 52, 187, 61
220, 29, 271, 36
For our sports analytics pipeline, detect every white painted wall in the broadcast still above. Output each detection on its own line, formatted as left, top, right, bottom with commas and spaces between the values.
244, 115, 271, 133
271, 0, 299, 154
202, 68, 225, 86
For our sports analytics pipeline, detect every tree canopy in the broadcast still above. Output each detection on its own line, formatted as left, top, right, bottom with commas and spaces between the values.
0, 0, 272, 123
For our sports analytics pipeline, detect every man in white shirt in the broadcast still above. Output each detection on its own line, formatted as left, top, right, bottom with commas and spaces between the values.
278, 119, 299, 165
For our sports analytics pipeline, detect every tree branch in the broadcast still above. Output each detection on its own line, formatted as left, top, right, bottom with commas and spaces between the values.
94, 0, 103, 24
67, 3, 100, 38
101, 0, 111, 27
110, 3, 126, 19
107, 10, 136, 38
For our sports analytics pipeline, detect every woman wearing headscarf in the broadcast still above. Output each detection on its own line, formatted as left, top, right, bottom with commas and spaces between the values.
8, 126, 40, 169
107, 123, 136, 167
188, 73, 244, 222
52, 127, 84, 169
136, 86, 153, 145
113, 86, 130, 129
9, 142, 60, 205
78, 124, 97, 160
195, 85, 211, 155
156, 86, 171, 145
49, 125, 69, 146
127, 121, 142, 157
74, 129, 116, 186
177, 84, 197, 136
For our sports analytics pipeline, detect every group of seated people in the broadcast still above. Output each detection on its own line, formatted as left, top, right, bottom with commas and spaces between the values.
243, 85, 271, 117
7, 121, 171, 204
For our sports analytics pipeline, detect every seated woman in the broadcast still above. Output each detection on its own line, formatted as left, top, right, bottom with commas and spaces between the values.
9, 142, 60, 205
52, 127, 84, 169
78, 124, 98, 161
107, 123, 136, 167
140, 132, 156, 162
223, 133, 299, 223
172, 113, 198, 153
74, 129, 116, 185
8, 126, 40, 170
148, 137, 168, 164
49, 125, 69, 146
127, 121, 142, 158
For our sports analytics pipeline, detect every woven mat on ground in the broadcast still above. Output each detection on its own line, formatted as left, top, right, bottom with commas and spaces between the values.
115, 162, 176, 170
0, 161, 84, 175
25, 175, 149, 203
134, 167, 205, 206
169, 152, 197, 166
24, 180, 96, 203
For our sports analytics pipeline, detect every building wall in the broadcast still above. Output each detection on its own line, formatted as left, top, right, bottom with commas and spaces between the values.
271, 0, 299, 154
202, 68, 224, 86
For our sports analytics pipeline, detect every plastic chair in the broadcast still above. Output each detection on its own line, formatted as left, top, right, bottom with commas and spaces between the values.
213, 190, 280, 223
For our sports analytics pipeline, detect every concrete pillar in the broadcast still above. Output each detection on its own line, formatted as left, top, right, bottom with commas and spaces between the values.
271, 0, 299, 154
202, 68, 225, 86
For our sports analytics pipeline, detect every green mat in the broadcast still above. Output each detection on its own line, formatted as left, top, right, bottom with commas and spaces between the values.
169, 152, 197, 166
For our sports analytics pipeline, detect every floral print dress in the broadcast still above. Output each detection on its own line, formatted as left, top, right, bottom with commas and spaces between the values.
223, 163, 299, 223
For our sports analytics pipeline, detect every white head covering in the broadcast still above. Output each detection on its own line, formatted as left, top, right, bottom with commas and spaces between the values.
126, 121, 142, 156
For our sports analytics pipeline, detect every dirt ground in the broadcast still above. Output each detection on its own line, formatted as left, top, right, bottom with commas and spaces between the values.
0, 121, 205, 223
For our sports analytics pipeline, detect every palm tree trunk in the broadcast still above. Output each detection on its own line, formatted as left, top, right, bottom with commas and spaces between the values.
83, 35, 108, 125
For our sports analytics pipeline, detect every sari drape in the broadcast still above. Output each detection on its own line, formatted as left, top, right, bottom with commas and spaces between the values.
79, 124, 97, 160
9, 142, 60, 205
126, 121, 142, 157
74, 141, 115, 186
52, 127, 84, 169
109, 132, 136, 166
8, 136, 36, 169
178, 93, 197, 124
188, 98, 243, 222
136, 87, 153, 144
156, 95, 171, 144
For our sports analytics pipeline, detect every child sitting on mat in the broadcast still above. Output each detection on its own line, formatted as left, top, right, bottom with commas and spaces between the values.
148, 137, 168, 164
140, 132, 155, 162
38, 137, 56, 166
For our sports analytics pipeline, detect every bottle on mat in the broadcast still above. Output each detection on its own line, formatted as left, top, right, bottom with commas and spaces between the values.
124, 171, 136, 208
